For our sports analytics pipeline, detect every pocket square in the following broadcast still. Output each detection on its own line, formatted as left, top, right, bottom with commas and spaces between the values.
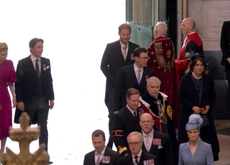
158, 145, 163, 149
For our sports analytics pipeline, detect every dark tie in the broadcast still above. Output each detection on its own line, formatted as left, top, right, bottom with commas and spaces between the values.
123, 45, 127, 60
133, 111, 137, 117
35, 59, 39, 76
134, 155, 139, 164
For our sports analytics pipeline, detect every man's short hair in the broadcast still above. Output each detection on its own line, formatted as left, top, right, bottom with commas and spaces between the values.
92, 129, 106, 141
118, 23, 131, 33
147, 76, 161, 86
29, 38, 44, 48
126, 88, 140, 99
127, 131, 143, 143
133, 47, 147, 58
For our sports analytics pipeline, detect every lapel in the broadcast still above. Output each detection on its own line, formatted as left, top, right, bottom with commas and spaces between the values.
125, 107, 136, 124
141, 67, 148, 84
116, 41, 126, 65
130, 65, 139, 85
149, 131, 159, 154
126, 42, 134, 63
25, 56, 37, 81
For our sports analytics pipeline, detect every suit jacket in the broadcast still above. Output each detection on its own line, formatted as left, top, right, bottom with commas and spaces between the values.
83, 147, 120, 165
178, 73, 219, 160
142, 130, 174, 165
120, 151, 159, 165
178, 138, 213, 165
100, 40, 139, 114
14, 56, 54, 123
114, 64, 154, 111
112, 106, 141, 156
220, 21, 230, 68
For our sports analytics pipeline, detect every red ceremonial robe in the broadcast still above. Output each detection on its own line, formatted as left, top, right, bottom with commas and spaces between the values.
147, 36, 175, 108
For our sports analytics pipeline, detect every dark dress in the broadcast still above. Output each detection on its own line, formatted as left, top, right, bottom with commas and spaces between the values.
178, 73, 220, 161
0, 60, 17, 139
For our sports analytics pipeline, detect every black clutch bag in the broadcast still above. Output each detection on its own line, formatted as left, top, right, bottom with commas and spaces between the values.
200, 114, 210, 127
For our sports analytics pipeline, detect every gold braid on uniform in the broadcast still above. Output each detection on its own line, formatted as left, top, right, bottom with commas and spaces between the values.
112, 130, 123, 137
118, 146, 127, 154
147, 99, 165, 118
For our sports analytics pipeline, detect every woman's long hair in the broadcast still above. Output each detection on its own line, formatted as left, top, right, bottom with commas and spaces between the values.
185, 57, 208, 75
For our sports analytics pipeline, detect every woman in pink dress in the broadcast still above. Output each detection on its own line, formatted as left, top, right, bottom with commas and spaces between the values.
0, 42, 17, 157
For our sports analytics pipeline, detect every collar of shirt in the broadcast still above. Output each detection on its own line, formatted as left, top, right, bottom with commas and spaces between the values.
120, 41, 129, 49
95, 146, 106, 156
134, 63, 143, 73
142, 129, 154, 139
126, 105, 137, 115
132, 149, 142, 161
30, 54, 41, 62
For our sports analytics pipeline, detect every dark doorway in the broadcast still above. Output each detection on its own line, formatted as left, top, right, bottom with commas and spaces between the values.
167, 0, 178, 55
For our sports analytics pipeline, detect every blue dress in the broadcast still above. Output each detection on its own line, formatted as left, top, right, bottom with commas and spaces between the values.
178, 138, 213, 165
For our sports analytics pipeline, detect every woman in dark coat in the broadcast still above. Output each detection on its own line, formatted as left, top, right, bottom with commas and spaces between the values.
178, 55, 220, 161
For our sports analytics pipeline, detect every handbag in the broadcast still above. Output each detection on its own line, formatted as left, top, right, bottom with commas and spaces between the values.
200, 114, 210, 127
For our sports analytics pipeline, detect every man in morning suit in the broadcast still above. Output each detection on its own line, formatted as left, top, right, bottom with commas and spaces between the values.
220, 21, 230, 112
112, 88, 142, 156
14, 38, 54, 162
140, 113, 174, 165
83, 129, 120, 165
100, 23, 139, 148
120, 131, 159, 165
114, 47, 154, 111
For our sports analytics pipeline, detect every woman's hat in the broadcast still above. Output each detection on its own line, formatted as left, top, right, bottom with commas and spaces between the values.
0, 42, 8, 52
186, 114, 203, 131
188, 50, 204, 61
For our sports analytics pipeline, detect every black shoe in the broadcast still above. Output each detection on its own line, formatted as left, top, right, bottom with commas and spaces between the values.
48, 161, 53, 164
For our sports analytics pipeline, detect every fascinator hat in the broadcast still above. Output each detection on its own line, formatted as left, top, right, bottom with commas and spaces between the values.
0, 42, 8, 52
186, 114, 203, 131
188, 50, 204, 61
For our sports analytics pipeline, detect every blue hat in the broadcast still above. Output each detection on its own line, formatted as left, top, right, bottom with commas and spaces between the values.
188, 50, 204, 61
185, 114, 203, 131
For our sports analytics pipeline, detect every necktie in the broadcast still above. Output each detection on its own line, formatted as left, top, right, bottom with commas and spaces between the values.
35, 59, 39, 76
134, 155, 139, 164
145, 135, 151, 151
133, 111, 137, 117
123, 45, 127, 60
137, 69, 141, 84
96, 152, 102, 165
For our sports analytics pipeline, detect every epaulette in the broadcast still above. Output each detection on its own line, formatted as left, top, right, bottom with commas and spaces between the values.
118, 146, 127, 154
112, 130, 123, 137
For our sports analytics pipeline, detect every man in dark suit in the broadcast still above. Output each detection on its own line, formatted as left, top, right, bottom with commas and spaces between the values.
100, 23, 139, 148
140, 113, 174, 165
112, 88, 142, 156
220, 21, 230, 111
83, 129, 120, 165
14, 38, 54, 163
120, 131, 158, 165
114, 47, 154, 111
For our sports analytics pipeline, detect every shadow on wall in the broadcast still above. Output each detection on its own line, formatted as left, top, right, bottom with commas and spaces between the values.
205, 51, 230, 119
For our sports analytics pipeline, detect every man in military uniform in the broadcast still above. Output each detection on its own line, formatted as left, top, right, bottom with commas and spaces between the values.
112, 88, 141, 156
